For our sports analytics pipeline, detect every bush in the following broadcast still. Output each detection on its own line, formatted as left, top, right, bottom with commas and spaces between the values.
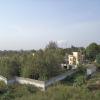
0, 81, 7, 93
96, 53, 100, 64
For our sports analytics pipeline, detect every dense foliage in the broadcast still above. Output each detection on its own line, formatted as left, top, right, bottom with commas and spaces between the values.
86, 43, 100, 61
96, 53, 100, 64
14, 85, 100, 100
0, 42, 100, 100
0, 71, 100, 100
0, 42, 100, 79
0, 42, 64, 80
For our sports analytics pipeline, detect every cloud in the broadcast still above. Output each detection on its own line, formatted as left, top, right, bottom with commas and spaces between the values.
57, 40, 67, 48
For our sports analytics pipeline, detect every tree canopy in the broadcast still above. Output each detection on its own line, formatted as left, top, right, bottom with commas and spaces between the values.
86, 43, 100, 61
96, 53, 100, 64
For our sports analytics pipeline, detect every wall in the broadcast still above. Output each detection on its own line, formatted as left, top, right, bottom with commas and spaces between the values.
0, 76, 45, 91
45, 69, 77, 87
0, 69, 77, 91
0, 75, 7, 84
87, 67, 96, 76
15, 77, 45, 90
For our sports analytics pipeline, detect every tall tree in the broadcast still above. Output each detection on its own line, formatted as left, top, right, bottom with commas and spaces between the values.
86, 43, 99, 61
45, 41, 58, 50
96, 53, 100, 64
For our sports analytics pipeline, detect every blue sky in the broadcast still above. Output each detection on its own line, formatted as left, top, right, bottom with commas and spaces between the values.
0, 0, 100, 50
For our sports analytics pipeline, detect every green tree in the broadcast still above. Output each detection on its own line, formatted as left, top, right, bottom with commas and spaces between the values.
45, 41, 58, 50
20, 54, 34, 78
86, 43, 99, 61
96, 53, 100, 64
31, 42, 64, 80
0, 58, 18, 78
0, 81, 7, 93
73, 75, 85, 87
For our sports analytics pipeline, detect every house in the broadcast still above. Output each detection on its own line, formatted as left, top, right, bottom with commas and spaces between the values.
68, 52, 84, 65
61, 51, 84, 70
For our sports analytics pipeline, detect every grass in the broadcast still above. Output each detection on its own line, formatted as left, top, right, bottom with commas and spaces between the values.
14, 84, 100, 100
0, 68, 100, 100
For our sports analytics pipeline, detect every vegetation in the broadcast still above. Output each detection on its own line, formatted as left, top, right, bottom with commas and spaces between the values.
0, 81, 7, 93
0, 70, 100, 100
20, 42, 64, 80
86, 43, 100, 61
0, 42, 100, 100
96, 53, 100, 64
14, 85, 100, 100
0, 42, 64, 79
0, 41, 87, 79
0, 84, 38, 100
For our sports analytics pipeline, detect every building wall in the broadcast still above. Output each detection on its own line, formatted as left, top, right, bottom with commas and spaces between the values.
68, 55, 75, 65
68, 52, 83, 65
73, 52, 80, 65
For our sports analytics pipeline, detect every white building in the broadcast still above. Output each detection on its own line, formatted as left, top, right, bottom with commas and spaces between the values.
68, 52, 84, 65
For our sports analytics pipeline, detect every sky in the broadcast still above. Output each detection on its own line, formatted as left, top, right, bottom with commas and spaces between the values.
0, 0, 100, 50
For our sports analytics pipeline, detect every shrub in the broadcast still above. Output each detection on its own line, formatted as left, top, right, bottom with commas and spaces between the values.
0, 81, 7, 93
